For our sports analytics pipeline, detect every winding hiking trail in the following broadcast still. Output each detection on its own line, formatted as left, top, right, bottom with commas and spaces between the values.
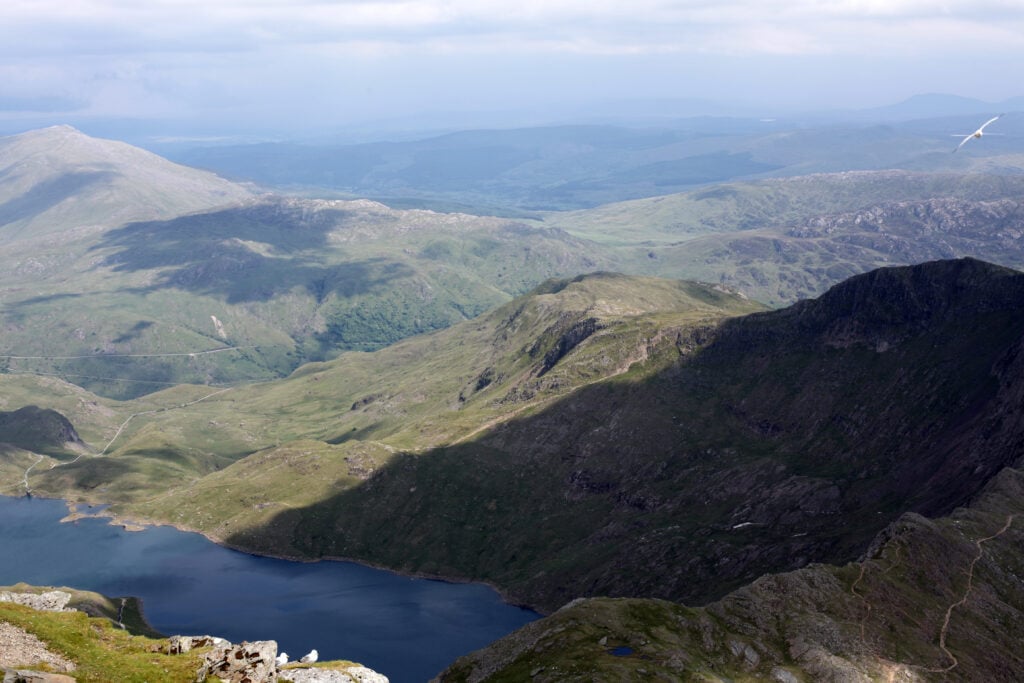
22, 454, 44, 494
929, 513, 1016, 674
852, 514, 1016, 677
100, 387, 234, 454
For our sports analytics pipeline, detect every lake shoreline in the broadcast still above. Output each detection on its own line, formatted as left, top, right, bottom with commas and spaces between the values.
0, 493, 540, 683
47, 493, 546, 616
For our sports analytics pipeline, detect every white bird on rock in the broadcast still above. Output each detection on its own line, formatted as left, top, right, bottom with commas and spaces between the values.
275, 652, 289, 666
300, 649, 318, 664
953, 114, 1003, 152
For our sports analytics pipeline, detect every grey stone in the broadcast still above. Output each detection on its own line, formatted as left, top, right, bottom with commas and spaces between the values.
195, 639, 278, 683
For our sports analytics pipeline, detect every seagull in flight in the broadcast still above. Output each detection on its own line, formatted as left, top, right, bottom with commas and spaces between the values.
953, 114, 1003, 152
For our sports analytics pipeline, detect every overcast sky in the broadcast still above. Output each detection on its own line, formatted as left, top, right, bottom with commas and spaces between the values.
2, 0, 1023, 139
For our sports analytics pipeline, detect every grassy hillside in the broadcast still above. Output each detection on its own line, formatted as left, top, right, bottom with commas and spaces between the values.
206, 259, 1024, 613
5, 273, 761, 517
0, 125, 252, 243
0, 127, 608, 398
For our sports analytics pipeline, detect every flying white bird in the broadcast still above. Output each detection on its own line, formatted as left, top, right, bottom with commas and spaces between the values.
953, 114, 1003, 152
275, 652, 289, 666
300, 649, 318, 664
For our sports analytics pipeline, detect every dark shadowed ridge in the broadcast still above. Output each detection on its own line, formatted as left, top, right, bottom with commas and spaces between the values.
225, 258, 1024, 615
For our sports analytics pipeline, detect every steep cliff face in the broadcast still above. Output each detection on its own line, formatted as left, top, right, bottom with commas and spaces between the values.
230, 259, 1024, 613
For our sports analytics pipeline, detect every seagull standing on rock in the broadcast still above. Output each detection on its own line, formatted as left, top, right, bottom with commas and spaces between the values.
275, 652, 289, 666
300, 649, 318, 664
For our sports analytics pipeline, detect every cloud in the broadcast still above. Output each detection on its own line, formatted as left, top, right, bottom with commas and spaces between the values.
0, 0, 1021, 59
1, 0, 1022, 132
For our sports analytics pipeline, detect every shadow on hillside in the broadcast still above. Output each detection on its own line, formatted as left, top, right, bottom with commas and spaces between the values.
0, 170, 116, 228
224, 259, 1024, 610
89, 203, 415, 303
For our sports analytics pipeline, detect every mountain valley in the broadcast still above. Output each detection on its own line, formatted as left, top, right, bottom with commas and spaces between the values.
4, 123, 1024, 681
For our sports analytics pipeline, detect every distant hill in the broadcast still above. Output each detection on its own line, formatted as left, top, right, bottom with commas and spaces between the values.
546, 171, 1024, 305
173, 114, 1024, 212
0, 127, 605, 398
5, 127, 1024, 402
0, 125, 252, 242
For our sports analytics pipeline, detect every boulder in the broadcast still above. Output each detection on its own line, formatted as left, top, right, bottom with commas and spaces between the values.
195, 640, 278, 683
2, 671, 77, 683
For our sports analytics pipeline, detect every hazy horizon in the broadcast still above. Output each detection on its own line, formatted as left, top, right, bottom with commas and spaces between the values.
2, 1, 1024, 143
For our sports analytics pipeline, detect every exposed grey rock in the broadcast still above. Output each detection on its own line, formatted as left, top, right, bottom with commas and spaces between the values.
2, 671, 76, 683
772, 668, 800, 683
0, 622, 75, 673
166, 634, 231, 654
0, 591, 72, 613
280, 667, 388, 683
195, 639, 278, 683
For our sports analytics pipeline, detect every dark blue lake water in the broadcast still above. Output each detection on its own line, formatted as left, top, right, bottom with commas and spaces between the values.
0, 495, 537, 682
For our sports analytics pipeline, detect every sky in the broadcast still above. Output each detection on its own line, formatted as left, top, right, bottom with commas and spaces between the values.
2, 0, 1024, 140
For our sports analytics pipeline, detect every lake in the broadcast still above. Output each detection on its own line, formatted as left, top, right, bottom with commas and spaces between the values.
0, 495, 537, 682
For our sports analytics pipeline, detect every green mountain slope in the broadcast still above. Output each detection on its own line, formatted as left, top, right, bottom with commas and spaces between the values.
0, 127, 606, 399
0, 125, 252, 243
15, 273, 761, 511
6, 127, 1024, 403
208, 259, 1024, 613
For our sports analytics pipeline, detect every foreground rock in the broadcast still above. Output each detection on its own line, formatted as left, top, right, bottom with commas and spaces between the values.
0, 591, 72, 613
281, 666, 389, 683
195, 640, 279, 683
1, 587, 388, 683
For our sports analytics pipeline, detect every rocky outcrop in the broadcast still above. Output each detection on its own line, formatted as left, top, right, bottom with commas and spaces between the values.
0, 408, 82, 457
195, 640, 279, 683
165, 634, 230, 654
0, 591, 72, 613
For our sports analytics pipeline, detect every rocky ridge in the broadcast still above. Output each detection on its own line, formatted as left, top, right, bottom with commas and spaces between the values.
438, 465, 1024, 681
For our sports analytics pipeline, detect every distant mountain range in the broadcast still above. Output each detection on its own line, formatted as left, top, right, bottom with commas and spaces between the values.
172, 103, 1024, 213
4, 126, 1024, 401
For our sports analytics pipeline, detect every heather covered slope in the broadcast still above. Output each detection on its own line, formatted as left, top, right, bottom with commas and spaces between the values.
224, 259, 1024, 612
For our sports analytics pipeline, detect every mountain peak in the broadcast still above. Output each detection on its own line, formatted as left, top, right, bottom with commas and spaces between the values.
0, 125, 253, 240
